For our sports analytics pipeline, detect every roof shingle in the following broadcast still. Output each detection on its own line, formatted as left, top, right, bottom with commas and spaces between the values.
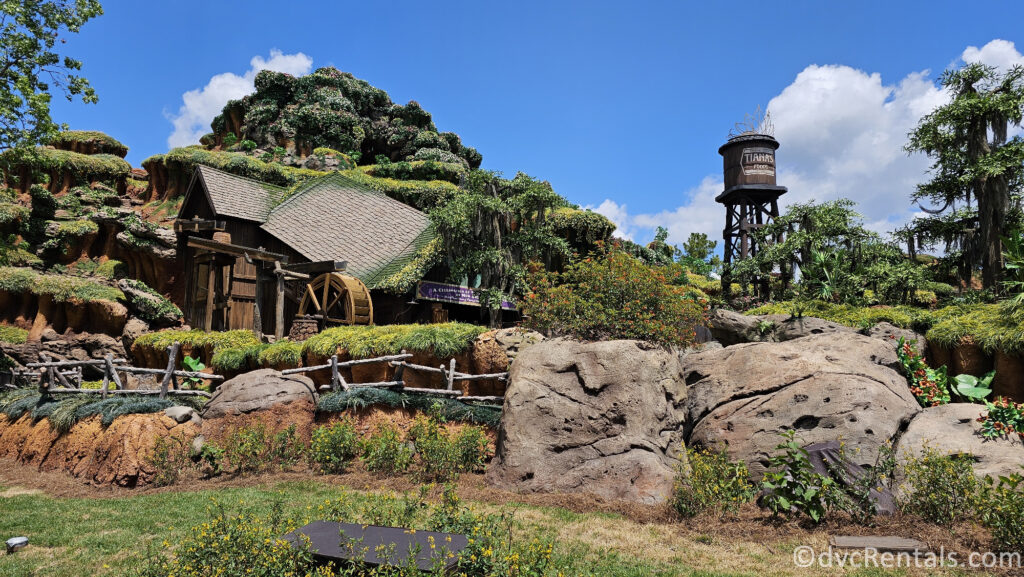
196, 165, 287, 223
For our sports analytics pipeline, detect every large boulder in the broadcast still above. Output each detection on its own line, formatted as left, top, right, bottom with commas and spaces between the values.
770, 315, 856, 341
201, 369, 318, 442
486, 338, 687, 504
708, 309, 762, 346
868, 322, 928, 357
684, 333, 920, 475
897, 403, 1024, 481
489, 327, 545, 362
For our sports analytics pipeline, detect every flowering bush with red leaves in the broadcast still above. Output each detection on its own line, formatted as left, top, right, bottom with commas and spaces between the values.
520, 246, 709, 347
894, 336, 950, 407
978, 397, 1024, 439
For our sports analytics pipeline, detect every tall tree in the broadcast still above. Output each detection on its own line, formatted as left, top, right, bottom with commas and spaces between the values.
0, 0, 102, 152
906, 63, 1024, 289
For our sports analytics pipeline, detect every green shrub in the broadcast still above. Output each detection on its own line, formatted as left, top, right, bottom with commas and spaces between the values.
759, 430, 835, 524
895, 336, 950, 406
210, 344, 263, 372
407, 412, 490, 481
360, 160, 465, 184
221, 423, 304, 474
309, 418, 359, 474
979, 470, 1024, 553
521, 247, 710, 347
359, 423, 413, 475
899, 447, 979, 525
134, 329, 261, 360
671, 446, 755, 518
147, 435, 193, 487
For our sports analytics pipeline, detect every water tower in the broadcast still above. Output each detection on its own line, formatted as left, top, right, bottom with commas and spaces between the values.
716, 109, 787, 298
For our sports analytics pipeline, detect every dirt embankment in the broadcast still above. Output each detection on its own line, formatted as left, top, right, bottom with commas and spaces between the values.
0, 413, 198, 487
0, 290, 128, 340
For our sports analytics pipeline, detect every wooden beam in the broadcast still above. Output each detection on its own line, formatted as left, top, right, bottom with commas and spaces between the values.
204, 264, 215, 331
174, 218, 226, 233
187, 236, 288, 263
284, 260, 347, 275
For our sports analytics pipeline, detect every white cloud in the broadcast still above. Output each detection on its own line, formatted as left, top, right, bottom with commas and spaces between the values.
166, 50, 313, 148
595, 39, 1023, 249
962, 39, 1024, 71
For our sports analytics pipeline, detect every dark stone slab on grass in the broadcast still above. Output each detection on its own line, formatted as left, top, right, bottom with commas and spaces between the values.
284, 521, 468, 572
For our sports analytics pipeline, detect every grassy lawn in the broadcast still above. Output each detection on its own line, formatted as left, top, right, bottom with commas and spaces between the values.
0, 477, 989, 577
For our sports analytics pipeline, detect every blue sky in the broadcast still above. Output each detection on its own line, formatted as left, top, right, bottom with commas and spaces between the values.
49, 0, 1024, 245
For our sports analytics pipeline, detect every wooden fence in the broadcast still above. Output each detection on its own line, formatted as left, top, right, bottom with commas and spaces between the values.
281, 350, 507, 403
6, 343, 221, 399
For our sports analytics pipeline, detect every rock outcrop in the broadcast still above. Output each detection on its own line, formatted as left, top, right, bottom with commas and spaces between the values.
0, 413, 198, 486
683, 333, 920, 475
200, 369, 318, 443
897, 403, 1024, 481
487, 338, 687, 504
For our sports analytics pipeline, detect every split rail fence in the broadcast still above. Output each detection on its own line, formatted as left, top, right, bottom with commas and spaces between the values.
3, 343, 221, 399
281, 350, 507, 404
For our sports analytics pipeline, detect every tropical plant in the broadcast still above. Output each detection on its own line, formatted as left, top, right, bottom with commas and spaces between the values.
978, 396, 1024, 439
951, 371, 994, 402
894, 336, 950, 407
180, 355, 205, 389
759, 430, 835, 523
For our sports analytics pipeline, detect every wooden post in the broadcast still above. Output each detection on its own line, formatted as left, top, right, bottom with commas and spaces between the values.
100, 366, 109, 398
447, 358, 456, 391
76, 366, 83, 388
275, 271, 285, 340
204, 264, 216, 331
159, 342, 181, 399
392, 350, 406, 385
330, 355, 340, 391
104, 354, 124, 392
253, 265, 263, 338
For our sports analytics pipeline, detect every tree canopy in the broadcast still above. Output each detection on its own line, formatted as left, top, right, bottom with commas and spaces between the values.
0, 0, 102, 152
906, 63, 1024, 289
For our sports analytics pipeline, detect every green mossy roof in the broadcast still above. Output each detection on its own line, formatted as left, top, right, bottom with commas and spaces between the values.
49, 131, 129, 158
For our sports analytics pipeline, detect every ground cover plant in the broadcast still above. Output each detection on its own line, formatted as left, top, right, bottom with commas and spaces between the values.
0, 389, 204, 433
0, 265, 123, 302
317, 389, 500, 428
671, 447, 755, 518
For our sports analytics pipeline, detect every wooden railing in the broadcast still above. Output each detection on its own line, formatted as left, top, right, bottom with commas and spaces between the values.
7, 343, 221, 399
281, 350, 507, 403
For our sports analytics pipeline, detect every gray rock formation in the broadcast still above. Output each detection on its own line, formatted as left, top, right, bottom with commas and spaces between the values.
683, 333, 920, 475
869, 322, 928, 357
201, 369, 317, 419
897, 402, 1024, 481
486, 338, 687, 504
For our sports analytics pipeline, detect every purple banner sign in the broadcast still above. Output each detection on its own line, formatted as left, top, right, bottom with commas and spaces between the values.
416, 281, 516, 310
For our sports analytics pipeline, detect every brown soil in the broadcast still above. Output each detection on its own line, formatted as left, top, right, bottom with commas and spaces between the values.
0, 413, 198, 487
200, 400, 317, 446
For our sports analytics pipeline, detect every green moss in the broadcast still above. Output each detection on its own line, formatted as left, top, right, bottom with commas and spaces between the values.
925, 304, 1024, 354
0, 325, 27, 344
145, 148, 326, 189
210, 344, 264, 372
303, 322, 488, 359
94, 259, 125, 279
0, 201, 29, 226
49, 131, 129, 157
134, 329, 261, 355
120, 279, 182, 323
358, 160, 465, 185
0, 267, 122, 302
1, 148, 130, 181
258, 340, 303, 367
375, 237, 443, 295
336, 169, 459, 210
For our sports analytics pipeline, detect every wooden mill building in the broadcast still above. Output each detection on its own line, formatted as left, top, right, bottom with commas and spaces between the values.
174, 166, 436, 337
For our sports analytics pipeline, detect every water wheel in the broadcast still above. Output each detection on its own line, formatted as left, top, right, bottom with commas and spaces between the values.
297, 272, 373, 329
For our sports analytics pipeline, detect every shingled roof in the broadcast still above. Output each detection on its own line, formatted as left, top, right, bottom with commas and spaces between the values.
187, 166, 436, 289
262, 173, 435, 287
193, 165, 289, 222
